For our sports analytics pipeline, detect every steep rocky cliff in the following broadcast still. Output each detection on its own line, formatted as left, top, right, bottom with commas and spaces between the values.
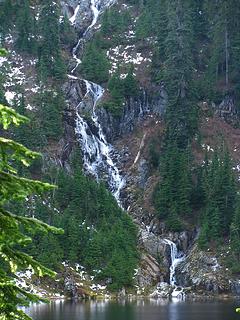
2, 0, 240, 299
39, 0, 240, 297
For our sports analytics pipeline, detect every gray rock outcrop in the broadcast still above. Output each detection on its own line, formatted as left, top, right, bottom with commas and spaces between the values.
177, 244, 240, 295
97, 88, 167, 142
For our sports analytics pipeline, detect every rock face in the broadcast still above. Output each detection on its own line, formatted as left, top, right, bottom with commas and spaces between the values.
215, 95, 238, 124
59, 0, 240, 297
60, 0, 93, 32
149, 282, 172, 298
61, 77, 167, 166
59, 79, 88, 167
177, 244, 240, 295
136, 253, 161, 288
60, 0, 117, 32
97, 88, 167, 142
136, 228, 197, 287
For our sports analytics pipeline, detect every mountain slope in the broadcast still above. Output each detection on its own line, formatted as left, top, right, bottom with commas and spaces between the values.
1, 0, 240, 297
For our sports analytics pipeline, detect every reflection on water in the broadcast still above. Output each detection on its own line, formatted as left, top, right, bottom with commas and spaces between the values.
26, 299, 240, 320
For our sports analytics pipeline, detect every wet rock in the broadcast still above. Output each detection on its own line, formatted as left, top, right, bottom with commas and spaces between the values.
136, 253, 162, 288
97, 88, 167, 142
64, 275, 79, 299
135, 159, 149, 189
149, 282, 172, 298
179, 231, 190, 252
139, 229, 170, 267
215, 95, 238, 125
60, 0, 92, 33
176, 244, 237, 294
230, 280, 240, 295
118, 287, 126, 298
61, 0, 117, 32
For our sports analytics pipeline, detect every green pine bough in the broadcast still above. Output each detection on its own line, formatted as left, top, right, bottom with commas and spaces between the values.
0, 103, 63, 320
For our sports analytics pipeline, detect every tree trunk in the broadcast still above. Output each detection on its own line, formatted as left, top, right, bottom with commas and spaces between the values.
225, 22, 229, 88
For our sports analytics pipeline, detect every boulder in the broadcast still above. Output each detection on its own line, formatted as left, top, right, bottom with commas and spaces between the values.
149, 282, 172, 298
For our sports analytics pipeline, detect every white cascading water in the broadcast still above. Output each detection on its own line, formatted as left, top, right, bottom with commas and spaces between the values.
71, 0, 101, 73
75, 80, 124, 201
71, 0, 116, 74
69, 0, 124, 203
164, 239, 185, 299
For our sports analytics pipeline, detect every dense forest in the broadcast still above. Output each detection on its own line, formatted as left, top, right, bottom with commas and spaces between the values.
1, 0, 240, 318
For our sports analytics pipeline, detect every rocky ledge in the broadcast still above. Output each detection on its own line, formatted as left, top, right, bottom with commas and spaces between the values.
176, 244, 240, 296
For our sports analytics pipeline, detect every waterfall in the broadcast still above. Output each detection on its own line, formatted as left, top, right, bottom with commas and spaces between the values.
75, 80, 124, 201
71, 0, 116, 74
164, 239, 185, 299
69, 0, 124, 203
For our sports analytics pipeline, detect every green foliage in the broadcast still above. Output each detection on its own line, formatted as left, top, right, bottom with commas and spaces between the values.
101, 7, 131, 38
35, 89, 64, 140
31, 157, 139, 291
103, 66, 139, 116
81, 42, 110, 83
148, 138, 160, 170
198, 219, 209, 250
0, 104, 62, 320
164, 1, 197, 147
228, 195, 240, 272
60, 15, 77, 48
103, 69, 124, 115
123, 65, 139, 98
0, 0, 15, 35
154, 144, 191, 223
0, 104, 28, 129
13, 95, 46, 150
15, 0, 37, 54
198, 147, 236, 247
165, 209, 183, 232
136, 0, 167, 44
37, 0, 66, 81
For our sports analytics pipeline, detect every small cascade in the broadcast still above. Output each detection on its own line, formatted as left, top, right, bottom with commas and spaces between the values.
71, 0, 115, 74
68, 0, 124, 203
71, 0, 100, 73
164, 239, 185, 299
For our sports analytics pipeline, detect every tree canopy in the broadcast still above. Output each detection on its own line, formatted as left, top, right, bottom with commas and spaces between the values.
0, 93, 62, 320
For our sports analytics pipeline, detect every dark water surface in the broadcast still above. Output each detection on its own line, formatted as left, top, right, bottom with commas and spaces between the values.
26, 299, 240, 320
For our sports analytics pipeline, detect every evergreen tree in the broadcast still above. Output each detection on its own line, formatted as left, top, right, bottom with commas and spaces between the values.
37, 234, 64, 269
13, 94, 45, 150
205, 0, 240, 96
164, 0, 198, 148
198, 219, 210, 250
15, 0, 37, 54
199, 147, 236, 246
81, 42, 110, 83
0, 0, 14, 35
154, 144, 191, 227
0, 102, 62, 320
230, 196, 240, 265
60, 15, 77, 48
101, 7, 131, 37
123, 65, 139, 98
36, 89, 64, 140
38, 0, 66, 80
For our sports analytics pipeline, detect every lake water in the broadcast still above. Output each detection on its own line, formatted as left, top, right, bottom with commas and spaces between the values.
26, 299, 240, 320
